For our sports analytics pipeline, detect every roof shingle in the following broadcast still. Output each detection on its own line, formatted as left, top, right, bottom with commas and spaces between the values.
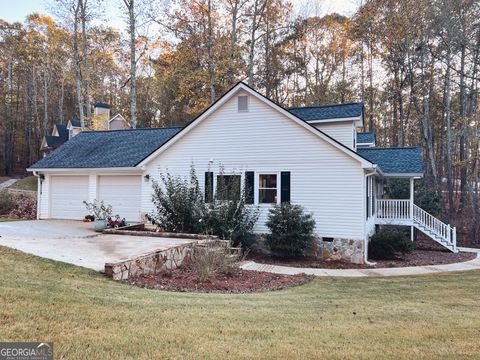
357, 147, 423, 175
30, 127, 183, 169
356, 132, 375, 144
288, 102, 363, 121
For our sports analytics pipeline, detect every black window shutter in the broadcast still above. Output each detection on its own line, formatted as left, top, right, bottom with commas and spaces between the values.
205, 172, 213, 203
245, 171, 254, 204
281, 171, 291, 203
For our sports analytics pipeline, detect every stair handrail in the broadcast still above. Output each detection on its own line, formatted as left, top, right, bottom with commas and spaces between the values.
413, 204, 456, 250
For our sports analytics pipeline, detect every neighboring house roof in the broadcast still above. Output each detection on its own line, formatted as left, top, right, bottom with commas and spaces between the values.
357, 147, 423, 176
43, 135, 64, 148
94, 102, 111, 109
56, 124, 69, 142
69, 119, 81, 127
30, 127, 183, 169
357, 132, 375, 144
288, 103, 363, 121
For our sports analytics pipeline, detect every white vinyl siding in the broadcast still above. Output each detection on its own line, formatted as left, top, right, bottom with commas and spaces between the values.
311, 121, 355, 150
98, 175, 141, 221
49, 176, 89, 219
143, 89, 365, 239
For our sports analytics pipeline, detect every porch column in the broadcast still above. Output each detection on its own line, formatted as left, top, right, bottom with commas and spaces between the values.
410, 177, 414, 241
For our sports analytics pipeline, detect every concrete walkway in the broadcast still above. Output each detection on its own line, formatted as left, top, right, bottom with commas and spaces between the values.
0, 220, 196, 271
0, 178, 17, 189
241, 252, 480, 277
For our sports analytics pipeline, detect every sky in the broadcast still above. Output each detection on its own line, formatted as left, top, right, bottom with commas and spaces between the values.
1, 0, 359, 28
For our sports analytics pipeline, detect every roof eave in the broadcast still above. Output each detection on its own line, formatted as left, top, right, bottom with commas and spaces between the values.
26, 167, 142, 173
306, 116, 363, 126
382, 172, 424, 178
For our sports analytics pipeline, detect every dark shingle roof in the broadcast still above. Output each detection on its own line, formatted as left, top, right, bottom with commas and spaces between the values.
357, 147, 423, 175
357, 132, 375, 144
70, 119, 81, 127
288, 102, 363, 121
56, 124, 69, 141
30, 127, 183, 169
44, 135, 64, 148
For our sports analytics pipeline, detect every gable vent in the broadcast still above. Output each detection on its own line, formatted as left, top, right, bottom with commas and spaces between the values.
238, 95, 249, 112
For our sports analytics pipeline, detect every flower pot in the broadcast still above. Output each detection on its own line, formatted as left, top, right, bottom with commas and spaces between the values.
94, 219, 107, 232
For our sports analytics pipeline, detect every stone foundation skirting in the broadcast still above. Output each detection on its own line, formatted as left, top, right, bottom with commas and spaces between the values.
104, 239, 232, 281
318, 238, 365, 264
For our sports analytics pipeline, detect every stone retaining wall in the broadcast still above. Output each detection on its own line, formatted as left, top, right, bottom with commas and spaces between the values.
104, 239, 232, 281
318, 238, 365, 264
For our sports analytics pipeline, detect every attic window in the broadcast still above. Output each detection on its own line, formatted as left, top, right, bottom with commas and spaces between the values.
238, 96, 249, 112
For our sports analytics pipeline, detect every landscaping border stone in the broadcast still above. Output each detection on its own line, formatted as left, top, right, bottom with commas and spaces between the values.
104, 239, 234, 281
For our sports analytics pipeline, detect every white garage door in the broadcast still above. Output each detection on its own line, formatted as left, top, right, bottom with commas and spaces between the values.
50, 176, 89, 220
98, 175, 142, 222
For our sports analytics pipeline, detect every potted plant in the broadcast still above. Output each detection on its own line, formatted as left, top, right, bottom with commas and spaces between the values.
83, 200, 113, 232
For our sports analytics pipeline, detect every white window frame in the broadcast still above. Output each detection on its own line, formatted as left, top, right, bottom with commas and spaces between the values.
214, 172, 242, 202
256, 172, 280, 205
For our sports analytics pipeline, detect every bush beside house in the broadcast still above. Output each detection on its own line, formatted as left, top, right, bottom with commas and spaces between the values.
265, 203, 316, 258
150, 167, 259, 247
368, 229, 414, 260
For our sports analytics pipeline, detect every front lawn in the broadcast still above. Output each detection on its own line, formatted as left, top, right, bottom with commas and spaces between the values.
0, 246, 479, 359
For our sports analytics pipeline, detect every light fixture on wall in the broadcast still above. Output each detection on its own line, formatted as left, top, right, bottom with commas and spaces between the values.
144, 174, 150, 182
39, 174, 45, 181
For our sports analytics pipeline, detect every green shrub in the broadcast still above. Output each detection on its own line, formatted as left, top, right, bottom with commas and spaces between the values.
265, 203, 316, 258
205, 173, 259, 248
0, 190, 15, 215
368, 229, 415, 260
386, 179, 442, 216
150, 167, 207, 234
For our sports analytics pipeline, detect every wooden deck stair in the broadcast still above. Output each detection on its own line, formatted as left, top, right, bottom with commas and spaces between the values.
375, 199, 457, 253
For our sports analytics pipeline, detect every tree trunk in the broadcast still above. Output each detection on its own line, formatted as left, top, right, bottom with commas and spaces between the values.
43, 70, 49, 136
443, 46, 454, 220
125, 0, 137, 128
80, 0, 91, 127
207, 0, 215, 102
73, 0, 85, 129
459, 44, 467, 209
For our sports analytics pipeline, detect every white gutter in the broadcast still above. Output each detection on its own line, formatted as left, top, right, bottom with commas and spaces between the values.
364, 167, 378, 266
32, 171, 41, 220
26, 167, 142, 173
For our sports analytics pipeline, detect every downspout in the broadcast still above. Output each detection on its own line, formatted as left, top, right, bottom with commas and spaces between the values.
32, 171, 42, 220
364, 167, 377, 266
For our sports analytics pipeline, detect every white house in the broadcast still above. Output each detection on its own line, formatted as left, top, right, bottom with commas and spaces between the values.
28, 82, 457, 263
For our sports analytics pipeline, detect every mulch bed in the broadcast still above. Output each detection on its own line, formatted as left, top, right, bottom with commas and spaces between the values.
246, 236, 477, 269
127, 265, 309, 293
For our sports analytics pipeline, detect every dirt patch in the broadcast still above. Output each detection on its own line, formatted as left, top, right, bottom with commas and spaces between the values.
247, 236, 476, 269
127, 264, 309, 293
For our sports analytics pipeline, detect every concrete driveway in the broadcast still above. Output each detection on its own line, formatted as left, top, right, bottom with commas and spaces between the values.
0, 220, 195, 271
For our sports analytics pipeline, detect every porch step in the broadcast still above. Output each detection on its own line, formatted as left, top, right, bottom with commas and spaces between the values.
413, 204, 457, 253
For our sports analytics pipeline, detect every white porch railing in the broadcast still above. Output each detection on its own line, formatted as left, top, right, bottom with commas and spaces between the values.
413, 204, 457, 252
376, 199, 411, 221
374, 199, 457, 252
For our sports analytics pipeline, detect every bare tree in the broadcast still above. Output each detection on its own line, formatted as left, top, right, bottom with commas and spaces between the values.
247, 0, 267, 86
123, 0, 138, 128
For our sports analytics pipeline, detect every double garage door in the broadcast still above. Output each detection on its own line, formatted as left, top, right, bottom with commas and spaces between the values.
49, 175, 142, 221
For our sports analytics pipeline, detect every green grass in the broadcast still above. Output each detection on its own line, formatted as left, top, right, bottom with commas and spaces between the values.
1, 246, 479, 359
9, 176, 37, 191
